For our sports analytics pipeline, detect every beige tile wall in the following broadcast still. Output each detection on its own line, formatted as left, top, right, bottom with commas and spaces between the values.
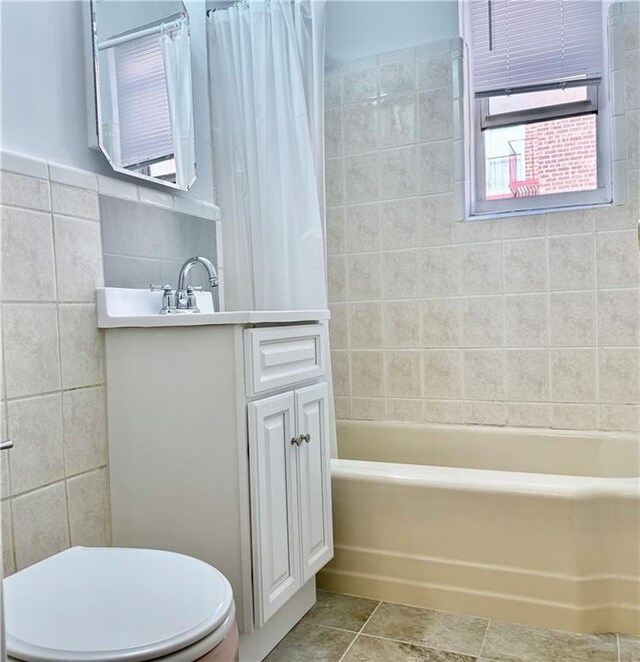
0, 167, 110, 575
0, 156, 223, 576
326, 17, 640, 431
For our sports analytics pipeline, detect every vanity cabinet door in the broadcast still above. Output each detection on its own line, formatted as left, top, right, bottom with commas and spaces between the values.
295, 383, 334, 584
248, 392, 302, 626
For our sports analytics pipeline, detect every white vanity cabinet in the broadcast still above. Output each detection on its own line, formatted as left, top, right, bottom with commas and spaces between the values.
249, 382, 333, 626
101, 307, 333, 662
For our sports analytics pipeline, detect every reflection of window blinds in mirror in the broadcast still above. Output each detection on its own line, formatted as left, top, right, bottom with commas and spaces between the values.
114, 33, 173, 168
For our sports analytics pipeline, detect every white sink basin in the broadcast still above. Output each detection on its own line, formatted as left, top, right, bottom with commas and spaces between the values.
98, 286, 216, 317
96, 288, 330, 328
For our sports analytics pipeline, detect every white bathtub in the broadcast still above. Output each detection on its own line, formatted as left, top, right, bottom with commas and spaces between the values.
318, 421, 640, 635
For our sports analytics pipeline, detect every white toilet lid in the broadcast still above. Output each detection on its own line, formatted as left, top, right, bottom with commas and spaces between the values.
4, 546, 234, 662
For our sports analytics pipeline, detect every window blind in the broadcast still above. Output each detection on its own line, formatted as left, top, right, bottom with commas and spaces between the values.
470, 0, 605, 97
114, 33, 173, 168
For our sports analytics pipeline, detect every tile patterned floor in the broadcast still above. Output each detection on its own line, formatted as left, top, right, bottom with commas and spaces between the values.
265, 591, 640, 662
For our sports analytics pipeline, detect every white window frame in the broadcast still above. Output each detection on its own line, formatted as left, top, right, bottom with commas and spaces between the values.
460, 1, 613, 219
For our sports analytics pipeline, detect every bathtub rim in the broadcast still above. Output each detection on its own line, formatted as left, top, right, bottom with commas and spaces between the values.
335, 419, 640, 484
331, 458, 640, 499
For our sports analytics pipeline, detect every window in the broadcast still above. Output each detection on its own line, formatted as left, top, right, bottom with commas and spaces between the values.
462, 0, 611, 217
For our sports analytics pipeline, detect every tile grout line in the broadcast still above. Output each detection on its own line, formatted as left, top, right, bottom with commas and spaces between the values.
1, 382, 106, 405
47, 164, 74, 550
315, 623, 363, 636
499, 224, 507, 424
0, 172, 16, 573
478, 617, 492, 659
337, 624, 491, 659
337, 600, 382, 662
4, 465, 109, 501
545, 216, 553, 426
327, 284, 640, 301
593, 221, 601, 430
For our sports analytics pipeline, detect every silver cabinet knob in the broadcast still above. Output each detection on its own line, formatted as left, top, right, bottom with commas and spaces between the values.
301, 433, 311, 443
291, 436, 301, 447
1, 440, 14, 451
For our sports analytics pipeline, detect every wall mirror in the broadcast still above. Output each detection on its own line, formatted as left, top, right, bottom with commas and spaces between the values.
89, 0, 197, 190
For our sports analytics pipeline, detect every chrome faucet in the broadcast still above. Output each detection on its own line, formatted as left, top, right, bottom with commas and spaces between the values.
178, 256, 219, 290
176, 256, 219, 312
150, 256, 219, 314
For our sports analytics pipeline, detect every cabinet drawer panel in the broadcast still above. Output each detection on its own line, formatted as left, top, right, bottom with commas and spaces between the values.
245, 325, 326, 396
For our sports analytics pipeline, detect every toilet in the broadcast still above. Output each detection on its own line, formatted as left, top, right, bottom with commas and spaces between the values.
4, 546, 239, 662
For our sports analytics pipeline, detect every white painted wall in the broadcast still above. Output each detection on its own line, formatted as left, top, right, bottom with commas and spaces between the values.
98, 0, 184, 39
325, 0, 459, 66
0, 0, 214, 204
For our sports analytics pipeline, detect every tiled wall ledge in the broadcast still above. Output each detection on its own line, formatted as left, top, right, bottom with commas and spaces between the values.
0, 149, 225, 309
0, 150, 221, 221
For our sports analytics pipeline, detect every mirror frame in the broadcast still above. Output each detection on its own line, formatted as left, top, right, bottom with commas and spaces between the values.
86, 0, 197, 191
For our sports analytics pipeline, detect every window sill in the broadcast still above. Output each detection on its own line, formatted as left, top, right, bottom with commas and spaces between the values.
465, 200, 615, 223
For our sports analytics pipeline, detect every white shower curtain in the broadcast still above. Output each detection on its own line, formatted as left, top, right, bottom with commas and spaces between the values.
207, 0, 327, 311
161, 18, 196, 189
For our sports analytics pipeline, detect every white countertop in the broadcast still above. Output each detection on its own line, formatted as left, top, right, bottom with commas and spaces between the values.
97, 288, 330, 328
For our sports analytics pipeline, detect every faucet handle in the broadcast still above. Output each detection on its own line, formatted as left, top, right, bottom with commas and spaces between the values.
185, 286, 201, 312
150, 284, 176, 314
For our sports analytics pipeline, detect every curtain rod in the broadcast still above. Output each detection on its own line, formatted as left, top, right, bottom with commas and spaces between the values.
98, 14, 185, 51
